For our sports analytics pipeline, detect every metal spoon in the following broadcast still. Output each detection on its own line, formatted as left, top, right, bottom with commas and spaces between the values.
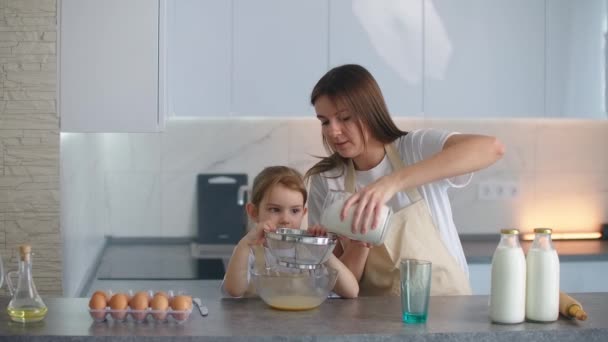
193, 297, 208, 317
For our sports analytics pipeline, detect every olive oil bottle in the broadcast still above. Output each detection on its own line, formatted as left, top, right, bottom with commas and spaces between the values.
6, 245, 48, 323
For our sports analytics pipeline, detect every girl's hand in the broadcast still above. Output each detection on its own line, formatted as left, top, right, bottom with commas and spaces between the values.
342, 174, 399, 234
245, 221, 276, 246
307, 224, 328, 237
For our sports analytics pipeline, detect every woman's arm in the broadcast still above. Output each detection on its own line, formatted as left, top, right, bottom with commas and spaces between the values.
345, 134, 505, 233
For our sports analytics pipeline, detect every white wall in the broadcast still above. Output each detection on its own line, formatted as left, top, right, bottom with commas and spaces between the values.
60, 133, 110, 296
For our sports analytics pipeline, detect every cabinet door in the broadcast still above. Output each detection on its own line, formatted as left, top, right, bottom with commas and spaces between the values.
329, 0, 424, 117
425, 0, 544, 118
546, 0, 607, 119
168, 0, 231, 117
232, 0, 328, 116
60, 0, 159, 132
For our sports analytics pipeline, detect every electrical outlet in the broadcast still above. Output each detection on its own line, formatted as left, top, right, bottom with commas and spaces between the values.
478, 181, 520, 200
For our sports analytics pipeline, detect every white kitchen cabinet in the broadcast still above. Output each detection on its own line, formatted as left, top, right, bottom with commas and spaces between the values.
329, 0, 423, 117
60, 0, 162, 132
232, 0, 328, 116
546, 0, 607, 119
425, 0, 545, 118
168, 0, 231, 117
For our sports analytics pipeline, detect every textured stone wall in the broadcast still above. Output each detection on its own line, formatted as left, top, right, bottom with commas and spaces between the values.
0, 0, 60, 295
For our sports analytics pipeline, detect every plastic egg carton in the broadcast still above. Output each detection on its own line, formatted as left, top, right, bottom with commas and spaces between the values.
88, 289, 193, 324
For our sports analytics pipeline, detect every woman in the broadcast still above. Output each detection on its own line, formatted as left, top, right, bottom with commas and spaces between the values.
306, 64, 504, 296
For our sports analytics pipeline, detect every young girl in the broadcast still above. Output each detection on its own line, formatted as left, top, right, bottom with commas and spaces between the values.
222, 166, 359, 298
306, 64, 505, 296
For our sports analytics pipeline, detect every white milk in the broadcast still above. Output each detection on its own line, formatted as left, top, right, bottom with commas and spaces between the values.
490, 245, 526, 324
526, 248, 560, 322
320, 199, 392, 245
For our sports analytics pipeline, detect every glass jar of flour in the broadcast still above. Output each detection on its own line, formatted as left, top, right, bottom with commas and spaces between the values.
320, 190, 392, 245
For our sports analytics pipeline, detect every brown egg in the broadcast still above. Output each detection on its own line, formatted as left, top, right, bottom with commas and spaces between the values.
109, 293, 129, 320
129, 294, 149, 321
129, 292, 149, 306
170, 295, 192, 321
88, 293, 107, 321
170, 295, 192, 310
92, 290, 110, 302
154, 291, 169, 299
133, 291, 152, 301
150, 294, 169, 321
89, 293, 107, 309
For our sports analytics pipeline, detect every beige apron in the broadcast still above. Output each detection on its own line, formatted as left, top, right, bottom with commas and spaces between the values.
344, 143, 471, 296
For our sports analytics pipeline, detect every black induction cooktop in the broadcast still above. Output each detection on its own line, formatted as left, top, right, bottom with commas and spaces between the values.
97, 258, 225, 280
96, 244, 227, 280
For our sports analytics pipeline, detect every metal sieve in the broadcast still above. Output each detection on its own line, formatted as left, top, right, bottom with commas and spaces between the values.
264, 228, 337, 267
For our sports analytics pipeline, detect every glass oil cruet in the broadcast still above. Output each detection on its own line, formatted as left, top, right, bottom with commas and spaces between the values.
6, 244, 48, 323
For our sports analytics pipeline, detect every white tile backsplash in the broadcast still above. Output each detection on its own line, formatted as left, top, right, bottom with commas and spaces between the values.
530, 171, 608, 232
536, 120, 608, 172
160, 171, 198, 237
60, 133, 107, 296
287, 118, 326, 174
61, 118, 608, 240
450, 171, 537, 234
419, 119, 538, 171
161, 119, 290, 175
105, 172, 162, 237
100, 133, 161, 172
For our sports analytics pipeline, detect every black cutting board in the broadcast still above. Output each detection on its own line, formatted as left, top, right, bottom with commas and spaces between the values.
197, 174, 248, 244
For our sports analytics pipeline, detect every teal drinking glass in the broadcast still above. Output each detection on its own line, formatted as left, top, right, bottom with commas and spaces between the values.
400, 259, 432, 323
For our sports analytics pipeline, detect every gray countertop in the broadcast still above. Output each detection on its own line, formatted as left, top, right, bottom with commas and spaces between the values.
1, 293, 606, 341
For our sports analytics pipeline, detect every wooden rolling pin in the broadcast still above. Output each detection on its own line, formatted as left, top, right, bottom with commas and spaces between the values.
559, 292, 588, 320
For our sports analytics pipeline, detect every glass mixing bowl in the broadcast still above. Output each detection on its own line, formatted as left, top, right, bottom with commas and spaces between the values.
251, 266, 338, 311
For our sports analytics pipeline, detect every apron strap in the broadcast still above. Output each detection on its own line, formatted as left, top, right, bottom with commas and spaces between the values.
345, 142, 422, 202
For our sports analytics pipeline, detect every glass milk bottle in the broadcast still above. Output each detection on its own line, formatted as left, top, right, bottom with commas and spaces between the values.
320, 190, 392, 245
489, 229, 526, 324
526, 228, 560, 322
6, 245, 48, 323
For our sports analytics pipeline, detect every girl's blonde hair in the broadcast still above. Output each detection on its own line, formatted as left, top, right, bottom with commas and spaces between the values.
250, 166, 307, 208
304, 64, 407, 181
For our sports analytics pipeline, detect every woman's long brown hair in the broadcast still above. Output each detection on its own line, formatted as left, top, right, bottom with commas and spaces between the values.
304, 64, 407, 181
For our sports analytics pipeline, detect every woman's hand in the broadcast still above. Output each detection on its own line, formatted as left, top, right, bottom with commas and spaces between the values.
342, 173, 399, 234
309, 224, 372, 248
244, 221, 276, 246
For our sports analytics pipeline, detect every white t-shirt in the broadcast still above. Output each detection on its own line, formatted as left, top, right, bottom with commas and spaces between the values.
308, 128, 472, 276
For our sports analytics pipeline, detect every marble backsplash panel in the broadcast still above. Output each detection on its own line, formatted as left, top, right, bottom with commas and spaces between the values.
60, 118, 608, 239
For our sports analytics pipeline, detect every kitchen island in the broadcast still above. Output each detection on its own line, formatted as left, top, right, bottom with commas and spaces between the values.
0, 293, 606, 341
